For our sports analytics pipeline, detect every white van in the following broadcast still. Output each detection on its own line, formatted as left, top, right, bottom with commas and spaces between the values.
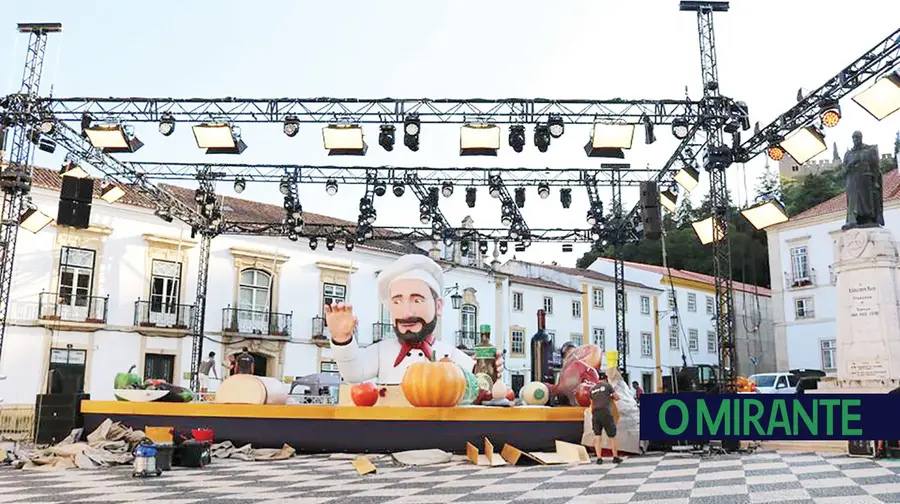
748, 372, 799, 394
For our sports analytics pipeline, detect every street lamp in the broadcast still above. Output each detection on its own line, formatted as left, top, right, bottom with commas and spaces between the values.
445, 283, 463, 310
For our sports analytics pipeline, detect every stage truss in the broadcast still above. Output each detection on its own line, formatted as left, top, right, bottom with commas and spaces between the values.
1, 4, 896, 406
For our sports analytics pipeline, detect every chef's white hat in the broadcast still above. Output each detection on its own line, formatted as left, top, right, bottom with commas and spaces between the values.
377, 254, 444, 303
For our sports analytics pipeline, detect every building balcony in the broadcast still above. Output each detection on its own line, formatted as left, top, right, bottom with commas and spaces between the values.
37, 292, 108, 331
456, 330, 477, 350
373, 322, 394, 343
311, 315, 327, 346
134, 300, 194, 336
221, 306, 292, 340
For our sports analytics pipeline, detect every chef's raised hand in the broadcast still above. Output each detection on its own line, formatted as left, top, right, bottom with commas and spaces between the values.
324, 302, 357, 344
495, 353, 505, 377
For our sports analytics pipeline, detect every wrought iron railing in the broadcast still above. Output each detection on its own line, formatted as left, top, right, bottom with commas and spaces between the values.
134, 299, 194, 329
373, 322, 394, 342
456, 330, 477, 350
38, 292, 108, 323
221, 306, 292, 338
311, 315, 325, 339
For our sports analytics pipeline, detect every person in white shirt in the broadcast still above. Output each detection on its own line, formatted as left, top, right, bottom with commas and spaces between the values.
198, 352, 218, 392
326, 254, 502, 384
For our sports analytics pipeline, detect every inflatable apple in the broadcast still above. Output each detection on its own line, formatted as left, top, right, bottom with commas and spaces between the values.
351, 382, 379, 406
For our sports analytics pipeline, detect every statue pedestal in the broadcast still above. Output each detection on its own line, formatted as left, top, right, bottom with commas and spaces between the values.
817, 228, 900, 394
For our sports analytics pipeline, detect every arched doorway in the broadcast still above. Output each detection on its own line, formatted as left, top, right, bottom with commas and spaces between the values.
231, 351, 268, 377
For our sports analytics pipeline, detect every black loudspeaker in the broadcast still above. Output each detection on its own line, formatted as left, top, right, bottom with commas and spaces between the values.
34, 393, 89, 445
60, 177, 95, 203
58, 177, 94, 229
639, 181, 662, 240
57, 200, 91, 229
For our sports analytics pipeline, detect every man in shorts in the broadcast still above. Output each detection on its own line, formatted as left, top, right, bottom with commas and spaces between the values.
198, 352, 218, 393
590, 371, 622, 464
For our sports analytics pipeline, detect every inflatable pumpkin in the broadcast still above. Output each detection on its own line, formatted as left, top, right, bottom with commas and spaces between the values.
401, 358, 466, 407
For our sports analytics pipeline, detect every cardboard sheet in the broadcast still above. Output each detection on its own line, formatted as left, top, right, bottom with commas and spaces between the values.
351, 456, 377, 475
499, 440, 590, 465
466, 438, 506, 466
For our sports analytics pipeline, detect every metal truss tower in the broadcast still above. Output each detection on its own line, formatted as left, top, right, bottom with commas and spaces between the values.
0, 24, 61, 361
682, 1, 738, 391
188, 168, 221, 393
606, 165, 629, 374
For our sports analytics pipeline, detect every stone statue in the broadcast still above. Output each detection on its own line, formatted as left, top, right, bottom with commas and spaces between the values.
842, 131, 884, 230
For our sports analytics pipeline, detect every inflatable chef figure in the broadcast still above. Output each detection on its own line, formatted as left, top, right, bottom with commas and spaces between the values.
326, 254, 504, 384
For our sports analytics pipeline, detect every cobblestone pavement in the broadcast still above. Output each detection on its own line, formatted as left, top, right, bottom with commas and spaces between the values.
0, 450, 898, 503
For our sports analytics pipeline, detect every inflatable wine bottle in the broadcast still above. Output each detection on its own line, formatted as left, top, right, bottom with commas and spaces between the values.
530, 309, 555, 383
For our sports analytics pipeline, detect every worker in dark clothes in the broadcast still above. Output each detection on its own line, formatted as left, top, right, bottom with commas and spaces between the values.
590, 371, 622, 464
235, 347, 255, 375
877, 386, 900, 457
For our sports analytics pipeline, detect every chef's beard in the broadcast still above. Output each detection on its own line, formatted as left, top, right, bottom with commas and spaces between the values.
393, 316, 438, 344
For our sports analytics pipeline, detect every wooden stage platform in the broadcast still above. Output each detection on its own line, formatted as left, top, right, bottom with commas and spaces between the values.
80, 401, 586, 453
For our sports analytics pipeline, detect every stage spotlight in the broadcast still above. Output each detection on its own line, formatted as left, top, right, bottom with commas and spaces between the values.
374, 180, 387, 197
534, 123, 551, 152
819, 99, 841, 128
346, 238, 355, 251
392, 182, 405, 197
99, 181, 126, 204
586, 209, 597, 226
741, 199, 789, 230
158, 113, 175, 136
193, 122, 247, 154
562, 243, 573, 253
441, 181, 453, 198
489, 180, 501, 199
80, 113, 93, 135
585, 122, 634, 158
691, 216, 726, 245
29, 128, 56, 153
660, 186, 678, 214
323, 124, 367, 155
231, 177, 245, 194
404, 114, 420, 151
643, 115, 656, 144
478, 240, 488, 254
309, 237, 318, 250
671, 117, 690, 139
325, 179, 338, 196
460, 241, 469, 255
465, 187, 476, 208
499, 241, 508, 254
84, 123, 144, 153
279, 177, 290, 195
378, 124, 395, 151
674, 164, 700, 193
288, 233, 299, 242
851, 70, 900, 121
537, 182, 550, 199
515, 187, 525, 208
548, 114, 564, 138
39, 116, 55, 134
780, 126, 827, 165
283, 116, 300, 137
767, 145, 786, 161
420, 212, 431, 225
508, 125, 525, 153
460, 123, 500, 156
560, 188, 572, 209
19, 206, 52, 234
326, 237, 336, 251
60, 161, 89, 178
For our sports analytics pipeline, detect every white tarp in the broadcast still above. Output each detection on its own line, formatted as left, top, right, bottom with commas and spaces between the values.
580, 367, 645, 455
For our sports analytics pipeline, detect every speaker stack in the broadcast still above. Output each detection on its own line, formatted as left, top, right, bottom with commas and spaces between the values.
639, 181, 662, 240
57, 177, 95, 229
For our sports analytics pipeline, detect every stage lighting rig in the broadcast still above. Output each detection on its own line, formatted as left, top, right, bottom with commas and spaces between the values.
325, 179, 338, 195
534, 123, 550, 152
441, 181, 453, 198
374, 179, 387, 197
283, 116, 300, 137
392, 181, 405, 197
323, 124, 366, 156
514, 187, 525, 208
560, 188, 572, 209
671, 117, 690, 139
508, 125, 525, 153
193, 122, 246, 155
158, 113, 175, 136
403, 114, 420, 151
84, 122, 144, 153
234, 177, 246, 193
378, 124, 395, 151
465, 187, 476, 208
537, 182, 550, 199
818, 99, 841, 128
548, 114, 565, 138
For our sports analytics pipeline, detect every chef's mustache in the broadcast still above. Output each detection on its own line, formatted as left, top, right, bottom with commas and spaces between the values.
395, 317, 427, 326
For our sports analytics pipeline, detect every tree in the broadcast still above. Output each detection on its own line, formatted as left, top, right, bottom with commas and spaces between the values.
754, 163, 782, 203
781, 169, 842, 216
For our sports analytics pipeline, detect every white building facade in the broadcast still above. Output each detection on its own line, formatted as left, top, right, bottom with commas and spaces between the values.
765, 170, 900, 375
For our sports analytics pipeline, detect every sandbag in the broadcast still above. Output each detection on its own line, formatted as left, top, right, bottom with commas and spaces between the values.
580, 366, 643, 455
215, 375, 287, 405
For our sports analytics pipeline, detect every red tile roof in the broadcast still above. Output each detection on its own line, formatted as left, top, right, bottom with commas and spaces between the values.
505, 260, 659, 291
24, 165, 423, 256
592, 257, 772, 296
791, 169, 900, 221
507, 274, 582, 294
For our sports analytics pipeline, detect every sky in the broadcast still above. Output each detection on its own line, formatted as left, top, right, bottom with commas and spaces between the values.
2, 0, 899, 266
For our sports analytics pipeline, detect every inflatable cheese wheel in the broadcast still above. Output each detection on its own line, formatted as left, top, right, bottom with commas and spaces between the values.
520, 382, 550, 406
